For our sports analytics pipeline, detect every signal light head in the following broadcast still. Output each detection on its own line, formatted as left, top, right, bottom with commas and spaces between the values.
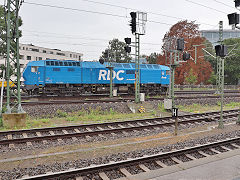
99, 58, 104, 64
130, 12, 137, 34
228, 13, 240, 25
124, 46, 131, 53
235, 0, 240, 7
130, 12, 136, 18
124, 38, 131, 45
177, 38, 184, 51
183, 52, 190, 61
103, 50, 109, 59
215, 45, 227, 57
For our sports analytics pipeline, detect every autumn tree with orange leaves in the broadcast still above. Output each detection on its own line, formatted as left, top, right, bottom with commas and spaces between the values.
157, 20, 213, 85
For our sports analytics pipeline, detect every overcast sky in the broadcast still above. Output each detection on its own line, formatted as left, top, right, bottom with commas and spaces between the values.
0, 0, 237, 60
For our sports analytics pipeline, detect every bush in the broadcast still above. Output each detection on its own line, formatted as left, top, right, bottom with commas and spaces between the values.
56, 110, 67, 118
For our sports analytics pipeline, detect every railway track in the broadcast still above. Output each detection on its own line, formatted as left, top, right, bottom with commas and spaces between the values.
20, 133, 240, 179
0, 109, 238, 147
6, 89, 240, 102
19, 94, 240, 106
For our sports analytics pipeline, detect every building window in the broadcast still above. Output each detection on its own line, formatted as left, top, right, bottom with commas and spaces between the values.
56, 52, 65, 56
39, 57, 42, 60
31, 66, 38, 72
27, 56, 31, 60
50, 51, 53, 54
70, 54, 72, 58
20, 55, 24, 59
43, 50, 46, 53
79, 56, 81, 60
23, 47, 25, 50
31, 48, 39, 52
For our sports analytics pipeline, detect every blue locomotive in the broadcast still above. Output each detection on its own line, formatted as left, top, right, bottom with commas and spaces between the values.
22, 60, 170, 95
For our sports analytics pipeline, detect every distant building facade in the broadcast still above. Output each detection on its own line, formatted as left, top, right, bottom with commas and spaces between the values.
0, 43, 83, 81
200, 29, 240, 45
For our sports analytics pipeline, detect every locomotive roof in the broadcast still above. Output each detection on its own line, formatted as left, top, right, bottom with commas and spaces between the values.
27, 60, 170, 70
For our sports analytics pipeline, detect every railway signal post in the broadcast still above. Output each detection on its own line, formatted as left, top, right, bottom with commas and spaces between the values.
215, 43, 227, 129
127, 12, 147, 103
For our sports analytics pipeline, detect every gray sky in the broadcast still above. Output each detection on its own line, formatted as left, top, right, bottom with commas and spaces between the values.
0, 0, 237, 60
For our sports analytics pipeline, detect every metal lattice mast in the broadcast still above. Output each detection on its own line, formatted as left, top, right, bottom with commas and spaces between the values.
216, 21, 223, 94
5, 0, 24, 113
218, 21, 224, 129
135, 33, 140, 103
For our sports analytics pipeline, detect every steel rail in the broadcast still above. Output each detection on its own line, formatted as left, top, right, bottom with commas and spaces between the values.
20, 136, 240, 179
0, 109, 238, 145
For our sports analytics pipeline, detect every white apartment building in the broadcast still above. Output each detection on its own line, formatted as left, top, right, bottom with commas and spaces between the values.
0, 43, 83, 69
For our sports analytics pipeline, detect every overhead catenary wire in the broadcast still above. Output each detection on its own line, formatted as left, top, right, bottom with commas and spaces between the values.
80, 0, 217, 27
22, 31, 163, 45
23, 1, 171, 26
212, 0, 236, 10
23, 1, 217, 27
185, 0, 227, 14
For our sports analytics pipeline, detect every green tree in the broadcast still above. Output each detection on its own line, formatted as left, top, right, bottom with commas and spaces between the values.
0, 5, 22, 78
207, 72, 217, 85
203, 39, 217, 72
0, 5, 22, 57
101, 39, 131, 63
222, 38, 240, 85
185, 68, 197, 85
146, 52, 159, 64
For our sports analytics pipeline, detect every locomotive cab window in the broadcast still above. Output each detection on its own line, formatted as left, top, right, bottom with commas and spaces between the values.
64, 62, 68, 66
31, 66, 38, 72
68, 62, 73, 66
55, 61, 59, 66
46, 61, 50, 66
76, 62, 80, 66
50, 61, 54, 66
59, 62, 63, 66
72, 62, 76, 66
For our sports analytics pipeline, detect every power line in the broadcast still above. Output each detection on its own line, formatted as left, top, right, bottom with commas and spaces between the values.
185, 0, 227, 14
23, 1, 126, 18
80, 0, 216, 27
212, 0, 235, 10
23, 1, 215, 27
21, 40, 161, 53
23, 30, 163, 45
